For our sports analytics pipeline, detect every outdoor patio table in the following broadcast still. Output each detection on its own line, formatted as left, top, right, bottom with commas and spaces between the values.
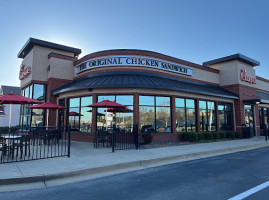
2, 135, 22, 146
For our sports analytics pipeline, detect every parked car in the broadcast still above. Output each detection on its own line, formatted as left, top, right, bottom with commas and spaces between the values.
141, 125, 155, 133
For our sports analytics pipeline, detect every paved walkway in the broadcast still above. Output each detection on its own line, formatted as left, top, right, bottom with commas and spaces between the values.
0, 137, 269, 191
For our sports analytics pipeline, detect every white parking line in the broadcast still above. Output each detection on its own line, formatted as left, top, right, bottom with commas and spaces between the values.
228, 180, 269, 200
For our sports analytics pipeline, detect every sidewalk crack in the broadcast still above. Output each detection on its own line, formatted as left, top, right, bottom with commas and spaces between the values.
16, 165, 24, 177
43, 175, 48, 188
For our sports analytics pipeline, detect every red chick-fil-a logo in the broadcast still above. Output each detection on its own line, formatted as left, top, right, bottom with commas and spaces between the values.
19, 64, 31, 80
241, 68, 256, 84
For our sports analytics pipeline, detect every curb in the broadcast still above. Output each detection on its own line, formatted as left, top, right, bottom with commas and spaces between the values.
1, 142, 269, 188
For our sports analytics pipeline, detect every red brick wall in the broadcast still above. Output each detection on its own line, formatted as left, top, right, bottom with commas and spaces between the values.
223, 84, 259, 135
47, 77, 72, 126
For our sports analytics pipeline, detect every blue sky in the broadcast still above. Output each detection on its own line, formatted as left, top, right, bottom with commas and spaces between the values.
0, 0, 268, 87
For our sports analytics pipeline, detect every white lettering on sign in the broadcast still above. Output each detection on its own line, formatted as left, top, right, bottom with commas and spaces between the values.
19, 64, 31, 80
75, 56, 193, 76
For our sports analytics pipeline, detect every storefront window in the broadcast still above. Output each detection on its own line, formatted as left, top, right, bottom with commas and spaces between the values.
176, 98, 196, 132
33, 84, 45, 100
97, 95, 133, 133
31, 109, 44, 127
259, 107, 264, 128
200, 100, 216, 132
140, 96, 171, 133
20, 83, 46, 130
218, 103, 233, 131
69, 96, 92, 132
264, 108, 269, 124
58, 99, 65, 127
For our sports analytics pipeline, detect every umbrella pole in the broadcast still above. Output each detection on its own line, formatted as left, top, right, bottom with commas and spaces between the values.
47, 109, 49, 128
9, 104, 12, 129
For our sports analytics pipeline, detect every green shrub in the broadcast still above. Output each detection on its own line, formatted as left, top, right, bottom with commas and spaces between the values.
0, 126, 19, 134
234, 132, 240, 138
203, 132, 214, 140
142, 132, 153, 144
197, 133, 204, 141
213, 132, 220, 140
226, 131, 236, 138
220, 132, 226, 139
182, 132, 198, 142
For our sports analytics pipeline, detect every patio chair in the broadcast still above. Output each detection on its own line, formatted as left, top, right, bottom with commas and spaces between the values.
10, 135, 30, 160
95, 131, 110, 148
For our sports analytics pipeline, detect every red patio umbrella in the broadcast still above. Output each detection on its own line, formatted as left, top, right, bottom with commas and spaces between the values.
0, 105, 4, 113
87, 100, 126, 108
69, 112, 83, 116
87, 100, 126, 131
0, 93, 42, 128
28, 102, 67, 127
69, 112, 83, 128
106, 107, 133, 113
87, 110, 105, 116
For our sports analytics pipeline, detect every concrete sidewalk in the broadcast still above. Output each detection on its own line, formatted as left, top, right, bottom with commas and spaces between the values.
1, 137, 269, 191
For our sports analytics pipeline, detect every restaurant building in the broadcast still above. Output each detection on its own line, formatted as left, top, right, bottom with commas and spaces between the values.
18, 38, 269, 142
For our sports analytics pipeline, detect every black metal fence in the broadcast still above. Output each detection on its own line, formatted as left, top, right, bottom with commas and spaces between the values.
94, 124, 139, 152
0, 126, 71, 163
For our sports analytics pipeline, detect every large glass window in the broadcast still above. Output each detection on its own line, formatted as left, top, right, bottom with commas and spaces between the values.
139, 96, 171, 133
58, 99, 65, 128
97, 95, 133, 133
218, 103, 233, 131
20, 83, 46, 130
244, 105, 254, 131
69, 96, 92, 132
176, 98, 196, 132
265, 108, 269, 125
33, 84, 45, 100
200, 100, 216, 132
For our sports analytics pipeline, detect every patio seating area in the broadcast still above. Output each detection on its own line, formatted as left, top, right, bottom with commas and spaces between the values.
0, 127, 70, 163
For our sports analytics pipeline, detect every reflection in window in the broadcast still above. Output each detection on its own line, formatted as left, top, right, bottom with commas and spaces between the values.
69, 96, 92, 132
265, 108, 269, 125
176, 98, 196, 132
139, 96, 171, 133
58, 99, 65, 127
20, 84, 46, 130
33, 84, 45, 100
97, 95, 133, 133
244, 105, 254, 128
200, 101, 216, 132
31, 109, 44, 127
218, 103, 233, 131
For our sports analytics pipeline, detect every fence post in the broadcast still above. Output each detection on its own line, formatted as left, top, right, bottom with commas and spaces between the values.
134, 124, 139, 150
68, 126, 71, 157
265, 124, 268, 141
112, 124, 116, 152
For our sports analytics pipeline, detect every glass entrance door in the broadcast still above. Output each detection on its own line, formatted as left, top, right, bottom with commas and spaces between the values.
244, 105, 255, 137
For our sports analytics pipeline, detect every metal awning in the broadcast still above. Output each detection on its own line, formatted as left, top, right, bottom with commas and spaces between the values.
244, 91, 269, 105
52, 71, 239, 99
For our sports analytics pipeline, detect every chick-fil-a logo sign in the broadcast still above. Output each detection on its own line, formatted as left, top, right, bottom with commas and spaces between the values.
241, 68, 256, 84
19, 64, 31, 80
